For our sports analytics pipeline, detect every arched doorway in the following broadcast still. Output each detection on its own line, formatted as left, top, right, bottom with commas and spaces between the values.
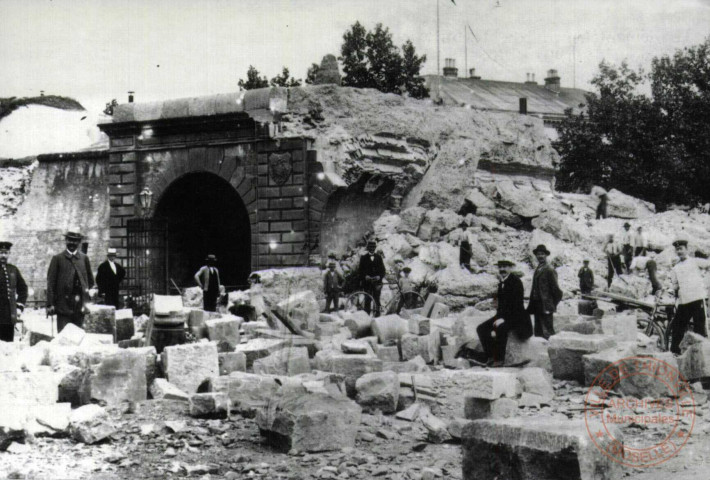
154, 172, 251, 290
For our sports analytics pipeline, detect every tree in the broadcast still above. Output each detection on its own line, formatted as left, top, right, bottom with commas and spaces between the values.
270, 67, 302, 87
555, 37, 710, 208
339, 22, 429, 98
238, 66, 269, 90
305, 63, 320, 85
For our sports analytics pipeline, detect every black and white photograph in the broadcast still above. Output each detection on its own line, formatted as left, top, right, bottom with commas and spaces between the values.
1, 0, 710, 478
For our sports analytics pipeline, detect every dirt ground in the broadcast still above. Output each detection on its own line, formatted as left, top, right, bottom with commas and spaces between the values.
1, 364, 708, 480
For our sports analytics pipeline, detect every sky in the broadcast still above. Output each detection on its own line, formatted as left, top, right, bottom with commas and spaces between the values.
1, 0, 709, 113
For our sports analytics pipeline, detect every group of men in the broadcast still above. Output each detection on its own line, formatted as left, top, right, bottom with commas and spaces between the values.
604, 222, 650, 286
0, 231, 126, 341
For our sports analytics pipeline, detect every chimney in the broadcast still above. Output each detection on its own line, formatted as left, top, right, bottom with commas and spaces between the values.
128, 91, 135, 103
40, 90, 45, 97
469, 68, 481, 80
443, 58, 458, 77
544, 69, 561, 93
519, 97, 528, 115
525, 73, 537, 85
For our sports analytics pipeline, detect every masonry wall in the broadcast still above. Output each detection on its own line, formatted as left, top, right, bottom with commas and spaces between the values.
1, 152, 110, 301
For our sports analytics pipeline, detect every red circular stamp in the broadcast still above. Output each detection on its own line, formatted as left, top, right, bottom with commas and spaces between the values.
584, 356, 696, 468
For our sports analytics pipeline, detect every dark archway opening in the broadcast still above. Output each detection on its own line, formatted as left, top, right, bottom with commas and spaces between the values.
154, 172, 251, 290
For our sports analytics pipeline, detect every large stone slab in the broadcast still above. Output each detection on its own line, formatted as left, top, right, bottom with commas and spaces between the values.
677, 332, 710, 381
516, 367, 554, 402
153, 295, 184, 315
253, 347, 311, 376
462, 418, 623, 480
505, 335, 551, 370
162, 342, 219, 394
189, 392, 231, 418
234, 339, 287, 368
355, 371, 400, 413
371, 314, 409, 344
342, 310, 372, 338
219, 351, 247, 375
149, 378, 189, 402
205, 316, 242, 352
256, 385, 361, 452
209, 372, 281, 416
548, 333, 617, 382
52, 323, 86, 346
600, 314, 637, 341
115, 309, 135, 342
83, 304, 116, 336
401, 333, 432, 362
582, 342, 637, 387
69, 404, 117, 444
464, 397, 517, 420
314, 351, 383, 396
80, 349, 147, 405
460, 370, 519, 400
0, 370, 59, 405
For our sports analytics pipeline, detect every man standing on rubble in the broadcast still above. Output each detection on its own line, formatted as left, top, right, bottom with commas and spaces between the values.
668, 236, 709, 354
359, 239, 386, 317
604, 234, 623, 288
47, 230, 94, 332
527, 244, 562, 339
621, 222, 634, 273
0, 241, 28, 342
477, 260, 532, 366
95, 248, 125, 308
194, 254, 221, 312
578, 259, 594, 294
633, 226, 649, 257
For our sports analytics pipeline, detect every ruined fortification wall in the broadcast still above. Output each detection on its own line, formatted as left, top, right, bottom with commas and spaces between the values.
0, 152, 110, 300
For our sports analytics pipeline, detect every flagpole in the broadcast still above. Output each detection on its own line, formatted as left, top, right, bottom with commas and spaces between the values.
437, 0, 440, 76
464, 24, 467, 77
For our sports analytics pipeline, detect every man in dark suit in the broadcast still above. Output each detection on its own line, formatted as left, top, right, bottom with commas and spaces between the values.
323, 260, 343, 313
527, 244, 563, 339
194, 254, 221, 312
359, 239, 386, 317
578, 259, 595, 294
95, 248, 125, 308
0, 241, 28, 342
477, 260, 532, 366
47, 231, 94, 332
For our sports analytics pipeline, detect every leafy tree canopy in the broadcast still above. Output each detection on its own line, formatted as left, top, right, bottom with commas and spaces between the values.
270, 67, 302, 87
238, 66, 269, 90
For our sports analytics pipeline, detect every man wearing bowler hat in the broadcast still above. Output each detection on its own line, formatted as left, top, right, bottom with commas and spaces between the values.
359, 239, 386, 317
95, 248, 126, 308
194, 254, 221, 312
477, 260, 532, 366
47, 230, 94, 332
527, 244, 563, 339
0, 241, 28, 342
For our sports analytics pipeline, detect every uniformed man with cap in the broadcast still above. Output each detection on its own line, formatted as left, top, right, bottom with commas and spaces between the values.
668, 235, 709, 354
95, 247, 126, 308
194, 254, 221, 312
359, 239, 386, 316
477, 259, 532, 366
47, 230, 94, 332
0, 241, 28, 342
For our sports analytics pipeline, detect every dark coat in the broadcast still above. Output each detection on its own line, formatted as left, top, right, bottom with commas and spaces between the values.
0, 263, 28, 325
527, 262, 563, 314
96, 260, 126, 306
493, 274, 533, 340
359, 253, 386, 286
324, 270, 343, 294
578, 267, 594, 293
47, 251, 94, 316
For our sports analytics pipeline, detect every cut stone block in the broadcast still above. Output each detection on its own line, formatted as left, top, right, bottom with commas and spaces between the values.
234, 338, 287, 367
314, 350, 383, 396
55, 364, 86, 407
376, 345, 400, 362
420, 407, 452, 443
408, 315, 430, 335
677, 333, 710, 381
131, 346, 158, 390
24, 403, 72, 437
396, 403, 423, 422
600, 314, 637, 341
461, 370, 519, 400
343, 310, 372, 338
341, 340, 371, 355
582, 342, 636, 387
210, 372, 281, 416
464, 397, 517, 420
69, 404, 116, 444
0, 413, 25, 451
253, 347, 311, 376
371, 314, 409, 344
80, 349, 147, 405
189, 392, 231, 418
115, 309, 135, 342
256, 385, 361, 452
429, 302, 450, 319
153, 295, 184, 315
219, 351, 247, 375
162, 342, 219, 394
447, 417, 473, 440
81, 333, 114, 346
205, 316, 242, 352
422, 293, 446, 318
355, 371, 400, 413
548, 333, 617, 382
516, 368, 554, 403
53, 323, 86, 346
149, 378, 189, 402
0, 371, 59, 405
505, 334, 551, 370
462, 418, 623, 480
315, 321, 342, 339
83, 304, 116, 336
401, 333, 432, 362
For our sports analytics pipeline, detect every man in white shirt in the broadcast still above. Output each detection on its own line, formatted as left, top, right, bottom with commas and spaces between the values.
620, 222, 634, 273
668, 237, 708, 354
633, 226, 649, 257
96, 247, 126, 308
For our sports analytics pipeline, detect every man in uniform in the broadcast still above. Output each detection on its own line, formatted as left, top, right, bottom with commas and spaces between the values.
527, 244, 563, 339
194, 254, 221, 312
578, 259, 595, 294
323, 260, 343, 313
359, 239, 386, 317
47, 231, 94, 332
477, 260, 532, 366
668, 236, 709, 354
95, 247, 125, 308
0, 241, 28, 342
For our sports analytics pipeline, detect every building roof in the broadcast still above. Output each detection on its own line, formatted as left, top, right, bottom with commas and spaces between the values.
424, 75, 587, 121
